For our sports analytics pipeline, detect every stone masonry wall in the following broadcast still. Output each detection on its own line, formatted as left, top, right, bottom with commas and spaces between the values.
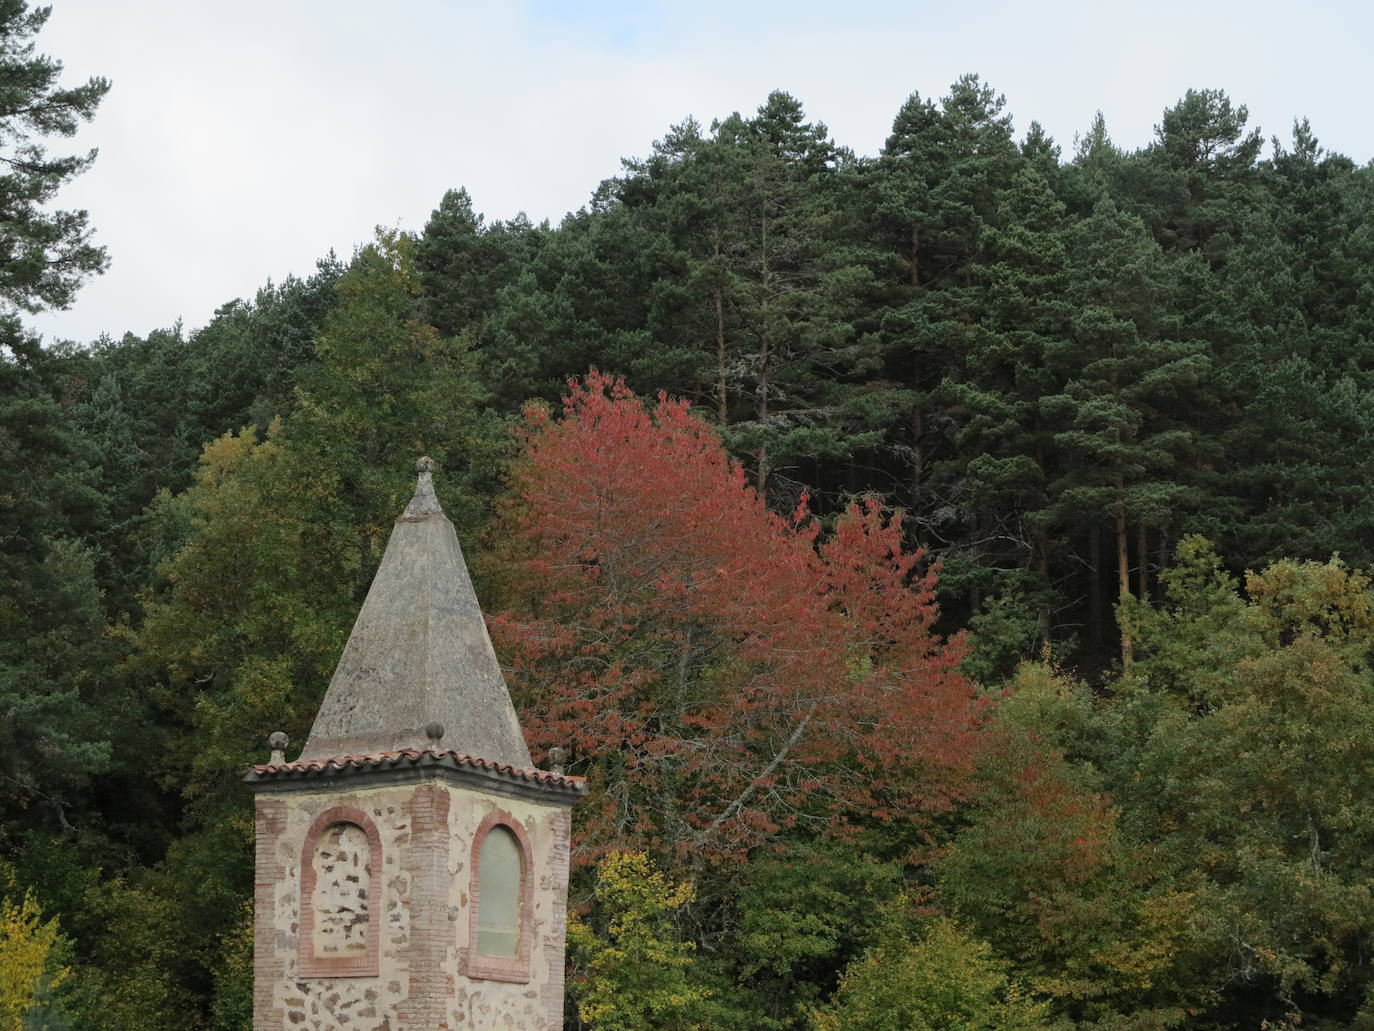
254, 798, 289, 1031
255, 784, 417, 1031
254, 778, 571, 1031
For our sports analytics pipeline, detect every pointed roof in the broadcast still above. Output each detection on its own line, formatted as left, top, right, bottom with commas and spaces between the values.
298, 458, 531, 767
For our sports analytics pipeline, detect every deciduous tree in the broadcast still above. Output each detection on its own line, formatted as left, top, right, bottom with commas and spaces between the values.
813, 917, 1052, 1031
568, 851, 712, 1031
0, 887, 67, 1031
490, 373, 981, 860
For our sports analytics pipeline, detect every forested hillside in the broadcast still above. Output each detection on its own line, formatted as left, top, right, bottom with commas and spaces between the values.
4, 12, 1374, 1026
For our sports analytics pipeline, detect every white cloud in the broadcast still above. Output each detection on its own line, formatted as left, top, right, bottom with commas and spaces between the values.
28, 0, 1374, 344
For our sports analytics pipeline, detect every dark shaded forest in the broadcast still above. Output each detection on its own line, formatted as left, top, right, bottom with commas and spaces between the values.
5, 2, 1374, 1025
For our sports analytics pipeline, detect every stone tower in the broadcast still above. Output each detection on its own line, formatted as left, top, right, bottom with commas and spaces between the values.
246, 459, 584, 1031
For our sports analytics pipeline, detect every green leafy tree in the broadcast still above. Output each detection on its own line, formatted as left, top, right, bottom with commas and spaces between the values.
1109, 539, 1374, 1027
938, 663, 1209, 1028
726, 840, 902, 1030
108, 229, 504, 1031
209, 900, 252, 1031
65, 871, 199, 1031
70, 257, 344, 610
813, 917, 1053, 1031
133, 229, 505, 792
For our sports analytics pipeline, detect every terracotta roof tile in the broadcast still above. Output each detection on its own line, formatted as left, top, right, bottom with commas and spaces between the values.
245, 747, 587, 796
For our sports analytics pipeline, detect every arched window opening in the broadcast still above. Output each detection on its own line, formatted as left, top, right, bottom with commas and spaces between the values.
476, 826, 522, 956
311, 822, 372, 959
467, 811, 534, 982
297, 806, 382, 978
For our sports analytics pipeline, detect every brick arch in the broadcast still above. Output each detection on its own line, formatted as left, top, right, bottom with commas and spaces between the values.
297, 805, 383, 978
465, 809, 535, 983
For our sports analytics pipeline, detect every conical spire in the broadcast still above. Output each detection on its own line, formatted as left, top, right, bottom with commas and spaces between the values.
298, 458, 531, 766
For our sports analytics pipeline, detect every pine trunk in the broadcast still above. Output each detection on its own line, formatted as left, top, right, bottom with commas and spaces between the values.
910, 408, 924, 511
1136, 522, 1149, 599
757, 342, 770, 490
1035, 537, 1051, 648
1115, 497, 1133, 672
714, 288, 727, 425
1088, 523, 1103, 649
757, 213, 772, 490
1158, 529, 1170, 589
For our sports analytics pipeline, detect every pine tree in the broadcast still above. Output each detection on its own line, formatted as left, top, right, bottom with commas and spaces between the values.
610, 115, 749, 421
708, 92, 873, 493
0, 0, 109, 315
935, 163, 1073, 644
0, 322, 113, 832
415, 187, 534, 337
1128, 89, 1264, 264
581, 93, 881, 499
868, 76, 1023, 524
1043, 204, 1212, 665
479, 203, 654, 411
1205, 123, 1374, 569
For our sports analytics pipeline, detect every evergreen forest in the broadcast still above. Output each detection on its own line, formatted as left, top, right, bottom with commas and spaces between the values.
5, 3, 1374, 1028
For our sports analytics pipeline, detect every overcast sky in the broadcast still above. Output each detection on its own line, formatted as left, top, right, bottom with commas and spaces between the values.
31, 0, 1374, 346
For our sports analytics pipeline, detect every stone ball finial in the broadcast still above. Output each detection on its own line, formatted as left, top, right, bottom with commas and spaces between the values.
268, 731, 289, 765
425, 722, 445, 754
417, 456, 436, 473
548, 746, 567, 777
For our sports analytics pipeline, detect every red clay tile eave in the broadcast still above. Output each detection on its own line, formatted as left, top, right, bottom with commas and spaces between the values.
246, 748, 587, 795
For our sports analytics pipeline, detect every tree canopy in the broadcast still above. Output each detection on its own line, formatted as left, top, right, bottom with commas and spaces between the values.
4, 61, 1374, 1031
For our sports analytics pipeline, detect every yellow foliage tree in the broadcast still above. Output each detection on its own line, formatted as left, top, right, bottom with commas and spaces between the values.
0, 891, 67, 1031
568, 851, 711, 1031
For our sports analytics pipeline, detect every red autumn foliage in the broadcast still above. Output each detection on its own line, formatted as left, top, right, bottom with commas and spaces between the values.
488, 372, 984, 860
1003, 738, 1114, 889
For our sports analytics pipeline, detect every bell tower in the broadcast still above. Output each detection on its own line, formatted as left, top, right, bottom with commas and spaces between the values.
246, 458, 584, 1031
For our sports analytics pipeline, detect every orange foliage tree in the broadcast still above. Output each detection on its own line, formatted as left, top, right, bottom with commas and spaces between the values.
489, 373, 984, 860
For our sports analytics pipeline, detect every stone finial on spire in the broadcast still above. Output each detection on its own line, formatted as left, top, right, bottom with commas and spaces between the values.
425, 721, 445, 754
401, 455, 445, 521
